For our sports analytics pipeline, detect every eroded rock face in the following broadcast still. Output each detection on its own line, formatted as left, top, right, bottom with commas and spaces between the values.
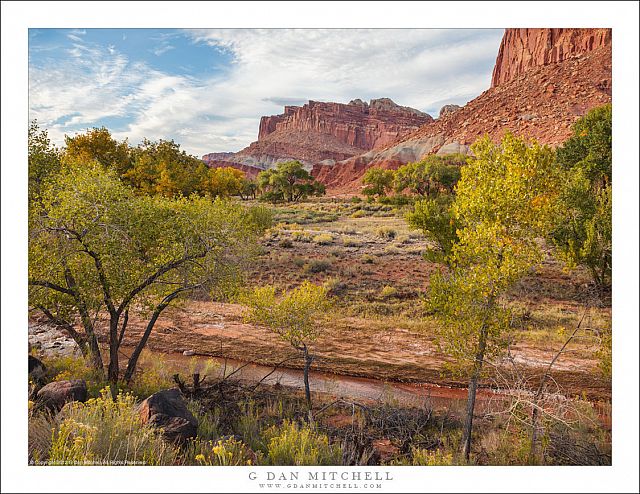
138, 388, 198, 443
491, 28, 611, 88
203, 98, 432, 172
37, 379, 88, 411
255, 99, 431, 150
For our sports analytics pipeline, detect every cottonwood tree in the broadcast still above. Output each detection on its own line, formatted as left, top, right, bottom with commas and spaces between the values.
63, 127, 131, 176
29, 121, 61, 203
125, 138, 210, 197
241, 281, 331, 417
428, 133, 562, 461
551, 104, 612, 289
361, 167, 394, 199
405, 195, 460, 264
394, 154, 464, 197
29, 163, 263, 384
257, 161, 325, 202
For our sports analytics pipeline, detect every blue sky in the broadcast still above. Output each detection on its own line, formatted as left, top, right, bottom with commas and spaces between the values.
29, 28, 504, 157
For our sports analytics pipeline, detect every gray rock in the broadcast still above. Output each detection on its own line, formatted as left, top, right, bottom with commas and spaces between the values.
439, 104, 462, 118
37, 379, 88, 411
138, 388, 198, 442
436, 141, 471, 156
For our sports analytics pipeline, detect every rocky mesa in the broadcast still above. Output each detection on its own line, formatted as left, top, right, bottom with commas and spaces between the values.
313, 28, 612, 193
202, 98, 432, 171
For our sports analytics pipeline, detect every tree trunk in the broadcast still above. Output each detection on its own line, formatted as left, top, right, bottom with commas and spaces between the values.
123, 306, 164, 383
302, 344, 314, 420
123, 288, 190, 382
107, 316, 120, 384
462, 323, 488, 461
530, 406, 542, 464
78, 309, 104, 375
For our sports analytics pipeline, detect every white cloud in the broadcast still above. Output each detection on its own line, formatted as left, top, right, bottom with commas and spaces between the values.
151, 43, 175, 56
29, 29, 503, 157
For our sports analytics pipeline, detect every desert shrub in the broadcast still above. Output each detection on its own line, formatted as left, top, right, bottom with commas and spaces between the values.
279, 238, 293, 248
291, 230, 312, 242
191, 437, 259, 466
361, 254, 375, 264
292, 256, 306, 267
378, 194, 412, 206
342, 237, 361, 247
187, 401, 222, 441
376, 226, 397, 240
303, 259, 332, 274
29, 402, 56, 464
351, 210, 366, 218
235, 401, 265, 452
408, 447, 455, 466
383, 245, 401, 255
247, 204, 274, 231
323, 277, 348, 297
339, 225, 358, 235
48, 387, 177, 465
380, 285, 398, 299
313, 233, 333, 245
264, 420, 342, 466
350, 196, 362, 203
596, 329, 612, 378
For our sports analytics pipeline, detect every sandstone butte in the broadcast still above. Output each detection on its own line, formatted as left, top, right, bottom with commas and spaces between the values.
202, 98, 432, 175
203, 28, 612, 194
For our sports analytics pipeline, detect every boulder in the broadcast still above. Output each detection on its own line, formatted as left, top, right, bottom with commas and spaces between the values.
138, 388, 198, 442
37, 379, 87, 411
28, 355, 47, 383
439, 104, 462, 118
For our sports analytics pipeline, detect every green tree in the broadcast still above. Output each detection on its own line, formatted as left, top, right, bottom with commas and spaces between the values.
239, 178, 258, 200
394, 154, 465, 197
405, 195, 460, 264
362, 167, 394, 199
428, 133, 561, 461
241, 281, 331, 416
29, 163, 263, 384
551, 104, 612, 288
28, 120, 61, 202
257, 161, 324, 202
556, 104, 611, 188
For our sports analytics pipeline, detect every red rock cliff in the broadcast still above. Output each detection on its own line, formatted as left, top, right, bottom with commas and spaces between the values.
491, 28, 611, 87
255, 99, 432, 151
